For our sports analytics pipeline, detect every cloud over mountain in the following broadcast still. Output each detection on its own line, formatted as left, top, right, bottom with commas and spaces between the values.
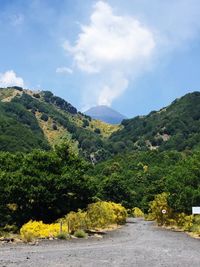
64, 1, 155, 107
0, 70, 24, 88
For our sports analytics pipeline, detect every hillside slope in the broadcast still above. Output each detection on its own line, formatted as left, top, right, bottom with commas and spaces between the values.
0, 87, 118, 156
108, 92, 200, 153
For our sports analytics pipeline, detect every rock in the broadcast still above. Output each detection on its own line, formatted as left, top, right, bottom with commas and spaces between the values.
94, 234, 103, 239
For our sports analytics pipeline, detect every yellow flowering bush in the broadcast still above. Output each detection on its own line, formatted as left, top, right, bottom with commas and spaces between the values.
20, 221, 68, 241
20, 201, 127, 241
109, 202, 127, 224
132, 207, 144, 218
174, 213, 193, 231
148, 192, 172, 225
86, 201, 115, 229
86, 201, 127, 228
63, 209, 87, 233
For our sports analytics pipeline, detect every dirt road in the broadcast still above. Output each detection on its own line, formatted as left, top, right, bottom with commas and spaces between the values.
0, 218, 200, 267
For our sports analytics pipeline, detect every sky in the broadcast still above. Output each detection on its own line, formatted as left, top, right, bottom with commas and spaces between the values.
0, 0, 200, 117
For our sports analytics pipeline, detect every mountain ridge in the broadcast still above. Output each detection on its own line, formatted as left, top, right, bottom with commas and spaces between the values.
1, 87, 200, 161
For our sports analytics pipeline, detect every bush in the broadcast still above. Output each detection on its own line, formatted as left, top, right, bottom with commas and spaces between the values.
20, 221, 68, 241
74, 230, 87, 238
132, 207, 144, 218
110, 202, 128, 224
86, 201, 127, 228
62, 201, 127, 232
190, 215, 200, 233
82, 119, 89, 128
40, 113, 49, 122
94, 128, 101, 134
57, 233, 68, 240
63, 210, 87, 233
20, 201, 127, 241
148, 192, 172, 225
174, 213, 193, 231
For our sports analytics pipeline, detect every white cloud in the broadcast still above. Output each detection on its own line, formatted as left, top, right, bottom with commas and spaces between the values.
56, 67, 73, 74
0, 70, 24, 88
64, 1, 155, 107
98, 72, 128, 106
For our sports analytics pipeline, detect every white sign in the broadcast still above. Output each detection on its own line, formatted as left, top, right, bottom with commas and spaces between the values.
162, 209, 167, 214
192, 207, 200, 214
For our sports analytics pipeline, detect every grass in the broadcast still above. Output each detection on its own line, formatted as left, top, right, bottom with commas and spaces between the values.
56, 233, 69, 240
74, 230, 88, 238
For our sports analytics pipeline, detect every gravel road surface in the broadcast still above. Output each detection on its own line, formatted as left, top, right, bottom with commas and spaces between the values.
0, 218, 200, 267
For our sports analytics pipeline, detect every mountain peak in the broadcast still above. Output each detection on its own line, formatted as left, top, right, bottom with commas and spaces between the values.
84, 105, 126, 124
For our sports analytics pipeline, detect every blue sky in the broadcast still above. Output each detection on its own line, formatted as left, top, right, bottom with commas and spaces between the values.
0, 0, 200, 117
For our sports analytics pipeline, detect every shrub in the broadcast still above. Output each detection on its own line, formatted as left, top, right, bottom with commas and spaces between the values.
148, 192, 172, 225
41, 113, 49, 122
82, 119, 89, 128
190, 215, 200, 233
110, 202, 128, 224
174, 213, 193, 231
20, 221, 68, 241
86, 201, 127, 228
62, 201, 127, 232
57, 233, 68, 240
63, 210, 87, 233
74, 230, 87, 238
132, 207, 144, 218
52, 123, 57, 130
94, 128, 101, 134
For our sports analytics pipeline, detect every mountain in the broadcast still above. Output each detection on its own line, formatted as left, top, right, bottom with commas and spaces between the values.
0, 87, 118, 156
84, 105, 126, 124
108, 91, 200, 153
1, 87, 200, 160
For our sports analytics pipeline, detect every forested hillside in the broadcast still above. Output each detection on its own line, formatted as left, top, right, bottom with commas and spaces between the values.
0, 87, 118, 158
2, 88, 200, 160
109, 92, 200, 153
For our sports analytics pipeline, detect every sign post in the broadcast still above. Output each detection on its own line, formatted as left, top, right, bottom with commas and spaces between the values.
161, 209, 167, 225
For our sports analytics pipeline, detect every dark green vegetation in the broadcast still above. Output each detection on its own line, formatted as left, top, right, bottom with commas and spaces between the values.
0, 145, 94, 226
1, 88, 200, 159
0, 88, 106, 158
109, 92, 200, 152
1, 87, 200, 230
1, 146, 200, 228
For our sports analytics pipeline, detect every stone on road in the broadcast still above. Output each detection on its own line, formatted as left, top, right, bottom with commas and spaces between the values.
0, 218, 200, 267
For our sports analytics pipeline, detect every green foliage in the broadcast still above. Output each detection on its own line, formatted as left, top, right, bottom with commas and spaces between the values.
0, 147, 94, 227
40, 113, 49, 121
74, 230, 87, 238
190, 215, 200, 233
94, 128, 101, 134
109, 92, 200, 153
57, 233, 69, 240
2, 88, 200, 232
82, 119, 89, 128
0, 89, 108, 158
148, 193, 172, 225
89, 150, 183, 211
0, 101, 50, 152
